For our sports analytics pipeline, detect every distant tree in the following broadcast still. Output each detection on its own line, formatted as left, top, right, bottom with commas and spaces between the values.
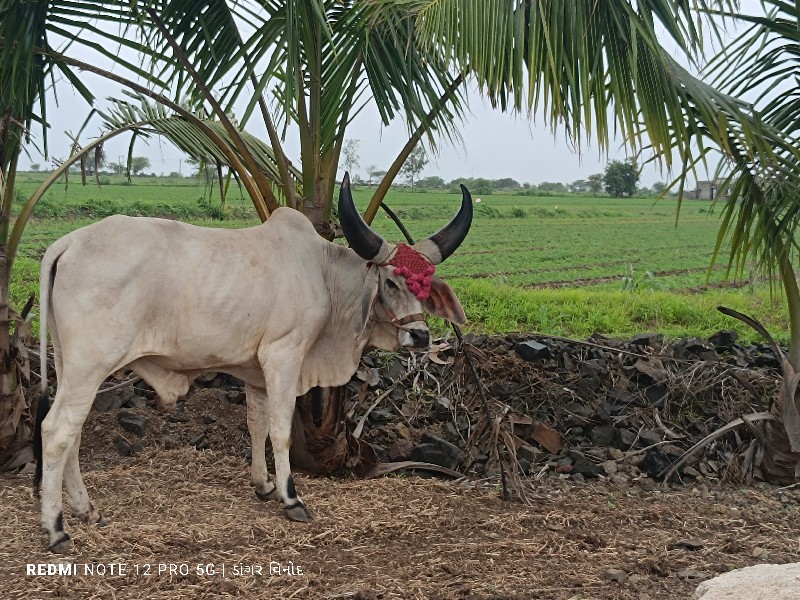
400, 145, 428, 189
366, 164, 386, 185
185, 156, 218, 184
537, 181, 566, 193
342, 139, 360, 180
131, 156, 151, 175
569, 179, 589, 193
588, 173, 604, 195
494, 177, 520, 189
603, 159, 639, 197
459, 177, 494, 194
651, 181, 667, 196
417, 175, 446, 189
168, 171, 182, 178
29, 163, 40, 172
107, 161, 125, 176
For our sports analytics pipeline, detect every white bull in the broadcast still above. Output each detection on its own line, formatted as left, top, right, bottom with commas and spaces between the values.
33, 174, 472, 553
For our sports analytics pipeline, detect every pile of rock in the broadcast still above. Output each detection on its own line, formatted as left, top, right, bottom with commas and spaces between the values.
88, 330, 782, 489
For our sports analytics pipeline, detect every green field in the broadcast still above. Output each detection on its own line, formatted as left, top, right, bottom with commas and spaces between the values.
9, 171, 790, 343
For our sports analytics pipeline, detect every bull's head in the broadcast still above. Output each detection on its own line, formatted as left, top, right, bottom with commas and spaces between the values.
338, 172, 472, 350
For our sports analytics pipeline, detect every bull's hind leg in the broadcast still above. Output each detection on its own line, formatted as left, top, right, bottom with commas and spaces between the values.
260, 349, 310, 522
63, 431, 106, 526
40, 377, 104, 553
245, 384, 277, 501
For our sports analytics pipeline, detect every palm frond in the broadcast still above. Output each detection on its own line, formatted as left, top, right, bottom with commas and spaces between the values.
100, 94, 302, 204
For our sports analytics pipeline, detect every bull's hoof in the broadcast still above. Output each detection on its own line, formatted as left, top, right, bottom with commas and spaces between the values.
49, 533, 73, 554
284, 504, 311, 522
255, 485, 279, 502
75, 507, 107, 526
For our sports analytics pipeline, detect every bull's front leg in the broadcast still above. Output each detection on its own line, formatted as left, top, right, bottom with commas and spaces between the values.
259, 348, 311, 522
245, 384, 278, 501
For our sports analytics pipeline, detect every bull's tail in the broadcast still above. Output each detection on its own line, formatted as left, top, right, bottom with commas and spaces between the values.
34, 241, 66, 496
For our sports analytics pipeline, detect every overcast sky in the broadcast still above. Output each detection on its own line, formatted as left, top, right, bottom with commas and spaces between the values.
20, 3, 764, 188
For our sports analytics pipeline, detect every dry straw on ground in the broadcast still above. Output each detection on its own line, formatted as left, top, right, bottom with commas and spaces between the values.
2, 439, 799, 599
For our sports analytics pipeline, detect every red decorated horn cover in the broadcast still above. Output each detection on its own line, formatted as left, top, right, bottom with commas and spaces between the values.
388, 244, 436, 300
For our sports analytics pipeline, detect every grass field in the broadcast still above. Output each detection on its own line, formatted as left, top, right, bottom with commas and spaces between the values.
9, 171, 790, 343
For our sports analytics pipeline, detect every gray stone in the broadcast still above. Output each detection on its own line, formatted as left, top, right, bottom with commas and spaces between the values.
673, 337, 719, 362
195, 372, 218, 384
115, 436, 144, 456
608, 447, 625, 460
630, 333, 664, 348
157, 434, 181, 449
709, 329, 739, 349
613, 427, 638, 450
168, 409, 190, 423
388, 439, 414, 461
444, 421, 461, 442
606, 389, 637, 405
189, 432, 210, 450
368, 408, 393, 423
671, 539, 705, 551
602, 460, 618, 475
411, 433, 465, 470
356, 367, 381, 387
226, 390, 246, 404
487, 381, 522, 397
569, 452, 602, 478
641, 451, 672, 479
574, 375, 602, 395
435, 396, 451, 411
94, 387, 134, 412
645, 385, 667, 406
579, 359, 607, 377
517, 443, 546, 465
639, 429, 663, 447
384, 356, 407, 381
204, 388, 229, 403
604, 568, 627, 583
563, 401, 595, 426
684, 466, 702, 478
117, 412, 148, 436
557, 456, 574, 469
464, 334, 488, 346
514, 340, 550, 362
633, 358, 668, 384
123, 395, 147, 410
590, 425, 614, 446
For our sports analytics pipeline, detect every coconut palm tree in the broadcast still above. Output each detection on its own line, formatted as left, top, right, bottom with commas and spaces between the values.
2, 0, 795, 471
686, 1, 800, 483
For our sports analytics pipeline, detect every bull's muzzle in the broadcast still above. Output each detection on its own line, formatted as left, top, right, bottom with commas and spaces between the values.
406, 328, 430, 349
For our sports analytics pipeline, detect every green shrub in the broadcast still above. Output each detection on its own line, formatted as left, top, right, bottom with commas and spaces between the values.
197, 197, 226, 220
474, 204, 501, 218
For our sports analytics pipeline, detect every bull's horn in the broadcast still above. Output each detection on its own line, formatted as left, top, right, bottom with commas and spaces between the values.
338, 172, 393, 262
413, 184, 473, 264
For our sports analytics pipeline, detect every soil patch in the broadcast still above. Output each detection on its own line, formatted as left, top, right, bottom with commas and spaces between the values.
3, 441, 800, 599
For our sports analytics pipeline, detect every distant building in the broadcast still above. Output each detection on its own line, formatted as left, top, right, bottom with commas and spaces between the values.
693, 179, 728, 200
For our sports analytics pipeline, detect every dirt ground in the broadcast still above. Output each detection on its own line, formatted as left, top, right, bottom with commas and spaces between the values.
2, 391, 799, 600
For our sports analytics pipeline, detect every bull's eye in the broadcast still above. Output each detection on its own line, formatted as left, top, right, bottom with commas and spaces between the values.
386, 278, 399, 291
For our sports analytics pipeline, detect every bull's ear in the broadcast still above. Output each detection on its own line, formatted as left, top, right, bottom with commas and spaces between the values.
423, 277, 466, 325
